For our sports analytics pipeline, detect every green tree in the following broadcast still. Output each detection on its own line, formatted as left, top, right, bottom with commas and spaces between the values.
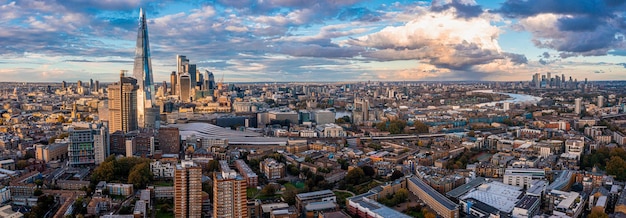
128, 162, 153, 188
361, 166, 375, 177
390, 170, 405, 180
207, 160, 220, 172
346, 167, 366, 185
16, 160, 29, 170
92, 161, 115, 182
261, 185, 276, 196
282, 188, 298, 205
606, 156, 626, 181
412, 121, 429, 133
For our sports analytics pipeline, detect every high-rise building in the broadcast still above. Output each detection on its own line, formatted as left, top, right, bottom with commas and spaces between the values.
174, 161, 202, 218
162, 81, 167, 96
180, 73, 191, 102
95, 80, 100, 93
62, 81, 67, 89
598, 95, 604, 108
133, 8, 156, 129
94, 125, 109, 165
575, 98, 582, 115
68, 123, 108, 167
189, 64, 197, 89
170, 71, 177, 95
206, 70, 215, 90
108, 71, 138, 134
214, 160, 247, 218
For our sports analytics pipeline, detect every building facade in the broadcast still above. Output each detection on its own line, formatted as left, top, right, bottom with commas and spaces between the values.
174, 161, 202, 217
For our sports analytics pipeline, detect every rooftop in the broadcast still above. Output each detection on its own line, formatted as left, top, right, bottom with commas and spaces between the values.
408, 177, 458, 210
461, 181, 523, 213
446, 177, 487, 198
515, 195, 539, 210
297, 190, 335, 200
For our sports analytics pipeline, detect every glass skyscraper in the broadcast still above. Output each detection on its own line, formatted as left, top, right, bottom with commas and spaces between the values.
133, 8, 156, 128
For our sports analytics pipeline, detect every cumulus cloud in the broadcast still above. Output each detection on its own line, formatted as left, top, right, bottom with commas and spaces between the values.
346, 7, 525, 77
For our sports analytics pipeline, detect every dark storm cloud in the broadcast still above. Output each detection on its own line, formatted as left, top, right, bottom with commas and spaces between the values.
557, 16, 604, 32
498, 0, 615, 18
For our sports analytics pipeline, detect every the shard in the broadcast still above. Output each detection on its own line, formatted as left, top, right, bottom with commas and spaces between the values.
133, 8, 157, 129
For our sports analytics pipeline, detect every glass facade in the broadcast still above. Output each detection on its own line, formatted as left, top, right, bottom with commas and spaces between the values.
133, 8, 155, 128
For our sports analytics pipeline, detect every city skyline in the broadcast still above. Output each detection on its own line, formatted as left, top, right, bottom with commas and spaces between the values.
0, 0, 625, 82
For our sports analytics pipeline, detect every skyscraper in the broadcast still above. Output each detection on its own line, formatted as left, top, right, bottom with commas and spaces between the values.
214, 160, 247, 218
174, 161, 202, 217
133, 8, 156, 129
206, 70, 215, 90
180, 73, 191, 102
170, 71, 177, 95
108, 70, 138, 134
575, 98, 582, 115
189, 64, 197, 89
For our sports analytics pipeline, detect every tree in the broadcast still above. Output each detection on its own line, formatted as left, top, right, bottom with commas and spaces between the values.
33, 189, 43, 196
128, 162, 153, 188
425, 212, 437, 218
346, 168, 366, 185
467, 130, 476, 137
16, 160, 29, 170
92, 161, 114, 182
282, 188, 298, 205
361, 166, 375, 177
589, 207, 609, 218
606, 156, 626, 181
207, 160, 220, 172
390, 170, 405, 181
261, 185, 276, 196
412, 121, 429, 133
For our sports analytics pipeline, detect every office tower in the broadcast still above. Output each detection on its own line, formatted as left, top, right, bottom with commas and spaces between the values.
94, 125, 109, 165
162, 81, 168, 96
598, 96, 604, 108
90, 79, 94, 90
62, 81, 67, 89
196, 71, 204, 90
174, 161, 202, 218
189, 64, 197, 89
77, 80, 83, 89
170, 71, 177, 95
575, 98, 582, 114
95, 80, 100, 92
180, 73, 191, 102
108, 70, 138, 134
68, 123, 107, 167
206, 70, 215, 90
157, 127, 180, 154
214, 161, 247, 218
133, 8, 156, 129
546, 72, 551, 87
177, 55, 189, 75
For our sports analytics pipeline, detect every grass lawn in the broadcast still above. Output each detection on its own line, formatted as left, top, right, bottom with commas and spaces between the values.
284, 182, 305, 191
156, 203, 174, 218
247, 187, 259, 198
333, 191, 354, 207
156, 210, 174, 218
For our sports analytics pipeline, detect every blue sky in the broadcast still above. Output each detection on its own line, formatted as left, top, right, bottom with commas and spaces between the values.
0, 0, 625, 82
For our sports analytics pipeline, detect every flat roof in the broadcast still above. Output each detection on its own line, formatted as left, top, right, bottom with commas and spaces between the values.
304, 201, 338, 211
409, 177, 458, 210
446, 177, 486, 198
297, 190, 334, 200
515, 195, 539, 210
349, 196, 412, 218
461, 181, 522, 213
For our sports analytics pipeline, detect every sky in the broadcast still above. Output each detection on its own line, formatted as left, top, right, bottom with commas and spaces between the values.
0, 0, 625, 83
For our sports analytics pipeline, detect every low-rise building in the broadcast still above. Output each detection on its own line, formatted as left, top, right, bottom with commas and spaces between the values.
106, 183, 133, 196
36, 142, 69, 162
235, 159, 258, 187
260, 158, 285, 180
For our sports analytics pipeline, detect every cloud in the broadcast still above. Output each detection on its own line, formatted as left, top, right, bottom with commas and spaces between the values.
594, 70, 605, 74
500, 0, 626, 57
431, 0, 484, 18
346, 7, 525, 77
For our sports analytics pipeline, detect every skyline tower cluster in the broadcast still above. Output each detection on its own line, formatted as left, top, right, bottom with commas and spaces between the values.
169, 55, 216, 103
